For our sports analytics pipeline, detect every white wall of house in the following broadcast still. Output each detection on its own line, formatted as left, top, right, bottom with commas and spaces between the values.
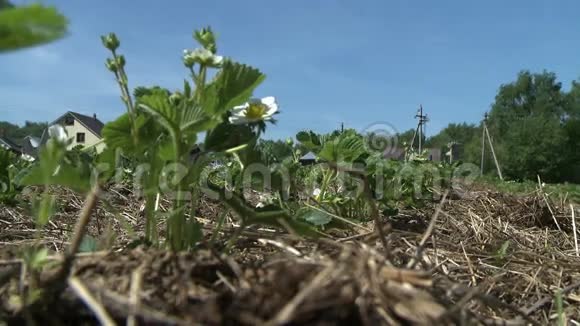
56, 117, 105, 153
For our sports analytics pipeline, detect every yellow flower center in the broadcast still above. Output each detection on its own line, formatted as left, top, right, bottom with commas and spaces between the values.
245, 103, 267, 119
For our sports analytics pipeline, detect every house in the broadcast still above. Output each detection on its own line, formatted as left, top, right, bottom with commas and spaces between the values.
299, 151, 317, 165
445, 142, 464, 163
0, 136, 21, 155
42, 111, 105, 153
20, 136, 41, 161
425, 148, 442, 162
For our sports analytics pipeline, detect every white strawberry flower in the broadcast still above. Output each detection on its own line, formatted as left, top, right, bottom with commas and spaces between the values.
312, 188, 321, 197
229, 96, 278, 125
182, 48, 223, 68
48, 124, 68, 143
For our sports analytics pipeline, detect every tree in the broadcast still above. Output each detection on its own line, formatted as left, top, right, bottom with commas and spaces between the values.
257, 139, 294, 165
486, 70, 570, 182
427, 123, 479, 149
560, 81, 580, 182
426, 122, 480, 164
0, 1, 68, 52
0, 120, 48, 144
396, 128, 417, 148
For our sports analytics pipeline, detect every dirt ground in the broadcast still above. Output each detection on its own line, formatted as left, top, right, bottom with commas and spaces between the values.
1, 184, 579, 325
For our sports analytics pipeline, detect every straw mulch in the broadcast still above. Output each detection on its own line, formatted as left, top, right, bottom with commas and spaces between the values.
0, 184, 579, 325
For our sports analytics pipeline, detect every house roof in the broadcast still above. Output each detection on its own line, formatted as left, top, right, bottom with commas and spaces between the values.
51, 111, 104, 138
21, 136, 40, 157
23, 135, 40, 148
299, 151, 317, 161
0, 136, 20, 152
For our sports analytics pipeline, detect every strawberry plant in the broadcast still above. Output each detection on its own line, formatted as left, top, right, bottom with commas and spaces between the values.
98, 27, 316, 250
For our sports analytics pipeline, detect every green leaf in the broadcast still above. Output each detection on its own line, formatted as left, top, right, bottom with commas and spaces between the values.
20, 160, 91, 193
0, 3, 68, 52
204, 122, 256, 152
78, 235, 98, 253
204, 60, 265, 115
318, 134, 365, 163
183, 218, 203, 248
317, 139, 338, 162
183, 79, 192, 98
18, 139, 92, 193
33, 194, 56, 227
101, 113, 161, 156
138, 93, 179, 135
157, 137, 176, 162
133, 86, 170, 99
102, 114, 134, 153
179, 101, 217, 134
296, 131, 324, 153
299, 208, 333, 226
95, 146, 122, 181
494, 240, 511, 261
251, 205, 320, 237
21, 247, 49, 271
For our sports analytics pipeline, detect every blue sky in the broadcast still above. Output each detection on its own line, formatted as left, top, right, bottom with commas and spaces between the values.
2, 0, 579, 140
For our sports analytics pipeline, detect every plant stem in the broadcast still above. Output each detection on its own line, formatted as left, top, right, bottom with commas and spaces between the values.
111, 50, 139, 147
67, 185, 100, 258
112, 50, 135, 113
144, 192, 156, 242
189, 66, 198, 85
225, 220, 246, 253
210, 208, 229, 246
169, 132, 184, 250
195, 65, 207, 101
319, 168, 334, 200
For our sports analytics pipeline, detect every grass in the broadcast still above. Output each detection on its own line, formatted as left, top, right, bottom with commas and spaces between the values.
476, 175, 580, 204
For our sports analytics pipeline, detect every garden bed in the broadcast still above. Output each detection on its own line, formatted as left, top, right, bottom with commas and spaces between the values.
1, 185, 579, 325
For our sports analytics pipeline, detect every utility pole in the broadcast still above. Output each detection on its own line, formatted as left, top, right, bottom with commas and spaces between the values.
446, 141, 457, 164
480, 112, 504, 180
480, 113, 487, 174
413, 105, 429, 152
341, 122, 344, 133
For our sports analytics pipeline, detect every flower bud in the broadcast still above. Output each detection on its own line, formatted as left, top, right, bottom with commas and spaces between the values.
169, 91, 183, 105
182, 50, 196, 68
105, 58, 118, 73
101, 33, 120, 51
116, 55, 126, 69
194, 27, 217, 53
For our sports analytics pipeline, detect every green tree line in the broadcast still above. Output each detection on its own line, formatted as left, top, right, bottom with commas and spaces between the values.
0, 121, 48, 142
258, 70, 580, 184
427, 70, 580, 184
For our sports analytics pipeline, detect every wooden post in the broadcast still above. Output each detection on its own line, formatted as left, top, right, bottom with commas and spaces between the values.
480, 113, 487, 174
414, 105, 428, 153
418, 105, 423, 152
484, 124, 503, 180
410, 124, 419, 150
